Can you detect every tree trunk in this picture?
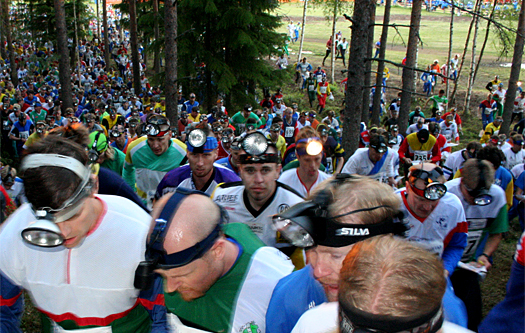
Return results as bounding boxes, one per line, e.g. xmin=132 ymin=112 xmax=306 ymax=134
xmin=465 ymin=0 xmax=481 ymax=113
xmin=445 ymin=5 xmax=454 ymax=109
xmin=450 ymin=6 xmax=476 ymax=105
xmin=3 ymin=0 xmax=16 ymax=86
xmin=129 ymin=0 xmax=141 ymax=94
xmin=343 ymin=0 xmax=375 ymax=157
xmin=361 ymin=4 xmax=375 ymax=125
xmin=399 ymin=0 xmax=422 ymax=136
xmin=500 ymin=0 xmax=525 ymax=135
xmin=164 ymin=0 xmax=178 ymax=129
xmin=153 ymin=0 xmax=160 ymax=75
xmin=330 ymin=0 xmax=338 ymax=83
xmin=297 ymin=0 xmax=308 ymax=64
xmin=54 ymin=0 xmax=73 ymax=109
xmin=103 ymin=0 xmax=110 ymax=70
xmin=472 ymin=0 xmax=498 ymax=91
xmin=96 ymin=0 xmax=101 ymax=39
xmin=371 ymin=0 xmax=392 ymax=126
xmin=0 ymin=13 xmax=6 ymax=60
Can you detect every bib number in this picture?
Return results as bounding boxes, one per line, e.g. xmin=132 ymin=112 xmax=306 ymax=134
xmin=413 ymin=150 xmax=428 ymax=163
xmin=462 ymin=230 xmax=484 ymax=261
xmin=20 ymin=131 xmax=30 ymax=139
xmin=320 ymin=86 xmax=327 ymax=94
xmin=316 ymin=74 xmax=323 ymax=82
xmin=285 ymin=126 xmax=294 ymax=138
xmin=308 ymin=84 xmax=315 ymax=91
xmin=326 ymin=157 xmax=333 ymax=174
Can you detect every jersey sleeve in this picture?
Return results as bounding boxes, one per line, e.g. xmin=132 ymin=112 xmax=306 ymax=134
xmin=442 ymin=206 xmax=468 ymax=274
xmin=487 ymin=204 xmax=509 ymax=235
xmin=0 ymin=272 xmax=23 ymax=333
xmin=138 ymin=275 xmax=168 ymax=333
xmin=341 ymin=156 xmax=358 ymax=174
xmin=123 ymin=145 xmax=137 ymax=191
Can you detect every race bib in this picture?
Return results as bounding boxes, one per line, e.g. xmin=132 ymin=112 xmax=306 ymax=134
xmin=462 ymin=230 xmax=484 ymax=261
xmin=285 ymin=126 xmax=294 ymax=138
xmin=320 ymin=86 xmax=327 ymax=94
xmin=308 ymin=84 xmax=315 ymax=91
xmin=2 ymin=120 xmax=10 ymax=131
xmin=437 ymin=103 xmax=444 ymax=112
xmin=20 ymin=131 xmax=30 ymax=139
xmin=326 ymin=157 xmax=333 ymax=174
xmin=51 ymin=322 xmax=112 ymax=333
xmin=413 ymin=150 xmax=429 ymax=162
xmin=484 ymin=107 xmax=493 ymax=115
xmin=316 ymin=74 xmax=323 ymax=82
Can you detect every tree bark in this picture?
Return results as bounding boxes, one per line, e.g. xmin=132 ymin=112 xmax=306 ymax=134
xmin=399 ymin=0 xmax=422 ymax=136
xmin=465 ymin=0 xmax=481 ymax=113
xmin=54 ymin=0 xmax=73 ymax=109
xmin=0 ymin=11 xmax=6 ymax=60
xmin=2 ymin=0 xmax=16 ymax=86
xmin=450 ymin=6 xmax=476 ymax=105
xmin=361 ymin=4 xmax=375 ymax=125
xmin=472 ymin=0 xmax=498 ymax=92
xmin=330 ymin=0 xmax=338 ymax=83
xmin=128 ymin=0 xmax=141 ymax=94
xmin=371 ymin=0 xmax=391 ymax=126
xmin=103 ymin=0 xmax=110 ymax=70
xmin=96 ymin=0 xmax=100 ymax=39
xmin=153 ymin=0 xmax=161 ymax=75
xmin=164 ymin=0 xmax=178 ymax=130
xmin=297 ymin=0 xmax=308 ymax=64
xmin=343 ymin=0 xmax=375 ymax=158
xmin=500 ymin=0 xmax=525 ymax=135
xmin=445 ymin=4 xmax=454 ymax=109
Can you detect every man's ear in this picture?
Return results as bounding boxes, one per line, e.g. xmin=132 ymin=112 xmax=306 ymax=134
xmin=210 ymin=238 xmax=226 ymax=261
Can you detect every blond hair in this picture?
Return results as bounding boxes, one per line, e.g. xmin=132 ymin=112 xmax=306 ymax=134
xmin=309 ymin=175 xmax=400 ymax=225
xmin=461 ymin=159 xmax=494 ymax=190
xmin=339 ymin=235 xmax=446 ymax=317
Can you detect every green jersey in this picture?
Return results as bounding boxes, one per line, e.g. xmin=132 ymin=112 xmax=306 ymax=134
xmin=230 ymin=112 xmax=263 ymax=134
xmin=165 ymin=223 xmax=293 ymax=333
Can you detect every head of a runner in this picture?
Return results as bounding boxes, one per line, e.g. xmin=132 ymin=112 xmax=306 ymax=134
xmin=186 ymin=128 xmax=218 ymax=180
xmin=416 ymin=128 xmax=430 ymax=144
xmin=368 ymin=134 xmax=388 ymax=162
xmin=269 ymin=117 xmax=283 ymax=142
xmin=242 ymin=104 xmax=252 ymax=119
xmin=1 ymin=165 xmax=16 ymax=190
xmin=511 ymin=134 xmax=524 ymax=152
xmin=284 ymin=107 xmax=294 ymax=123
xmin=20 ymin=135 xmax=97 ymax=249
xmin=405 ymin=164 xmax=447 ymax=219
xmin=339 ymin=235 xmax=446 ymax=333
xmin=272 ymin=175 xmax=403 ymax=302
xmin=144 ymin=114 xmax=171 ymax=156
xmin=459 ymin=159 xmax=494 ymax=206
xmin=151 ymin=190 xmax=229 ymax=301
xmin=295 ymin=127 xmax=324 ymax=179
xmin=238 ymin=132 xmax=281 ymax=207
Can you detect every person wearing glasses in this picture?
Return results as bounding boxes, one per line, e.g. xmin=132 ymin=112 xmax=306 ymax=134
xmin=109 ymin=124 xmax=129 ymax=153
xmin=445 ymin=159 xmax=508 ymax=331
xmin=0 ymin=136 xmax=167 ymax=332
xmin=182 ymin=93 xmax=199 ymax=112
xmin=124 ymin=114 xmax=187 ymax=208
xmin=152 ymin=189 xmax=293 ymax=333
xmin=89 ymin=130 xmax=125 ymax=176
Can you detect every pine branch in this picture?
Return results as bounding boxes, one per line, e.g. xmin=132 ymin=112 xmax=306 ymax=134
xmin=366 ymin=57 xmax=453 ymax=79
xmin=363 ymin=85 xmax=430 ymax=97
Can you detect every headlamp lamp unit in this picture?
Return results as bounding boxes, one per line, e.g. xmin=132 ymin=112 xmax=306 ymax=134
xmin=239 ymin=132 xmax=279 ymax=164
xmin=134 ymin=188 xmax=229 ymax=290
xmin=272 ymin=173 xmax=407 ymax=248
xmin=19 ymin=154 xmax=93 ymax=247
xmin=408 ymin=167 xmax=447 ymax=201
xmin=465 ymin=159 xmax=492 ymax=206
xmin=88 ymin=131 xmax=105 ymax=164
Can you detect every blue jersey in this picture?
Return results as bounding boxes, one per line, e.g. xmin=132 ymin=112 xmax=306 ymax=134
xmin=155 ymin=163 xmax=240 ymax=199
xmin=215 ymin=156 xmax=240 ymax=175
xmin=266 ymin=265 xmax=327 ymax=333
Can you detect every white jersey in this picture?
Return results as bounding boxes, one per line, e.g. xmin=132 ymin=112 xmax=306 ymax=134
xmin=341 ymin=147 xmax=395 ymax=183
xmin=396 ymin=189 xmax=467 ymax=257
xmin=291 ymin=302 xmax=474 ymax=333
xmin=406 ymin=123 xmax=428 ymax=135
xmin=439 ymin=122 xmax=459 ymax=142
xmin=212 ymin=181 xmax=304 ymax=247
xmin=278 ymin=169 xmax=331 ymax=198
xmin=446 ymin=178 xmax=507 ymax=261
xmin=511 ymin=163 xmax=524 ymax=179
xmin=502 ymin=147 xmax=525 ymax=170
xmin=442 ymin=149 xmax=468 ymax=179
xmin=296 ymin=120 xmax=311 ymax=131
xmin=0 ymin=177 xmax=27 ymax=205
xmin=0 ymin=195 xmax=151 ymax=325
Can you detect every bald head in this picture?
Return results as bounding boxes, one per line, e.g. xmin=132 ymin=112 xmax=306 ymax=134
xmin=152 ymin=192 xmax=221 ymax=255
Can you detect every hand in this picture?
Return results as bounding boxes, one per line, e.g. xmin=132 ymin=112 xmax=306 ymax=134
xmin=476 ymin=255 xmax=492 ymax=271
xmin=403 ymin=157 xmax=412 ymax=164
xmin=21 ymin=138 xmax=27 ymax=143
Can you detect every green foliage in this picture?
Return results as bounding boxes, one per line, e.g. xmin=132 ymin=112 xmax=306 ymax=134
xmin=491 ymin=19 xmax=517 ymax=60
xmin=310 ymin=0 xmax=354 ymax=23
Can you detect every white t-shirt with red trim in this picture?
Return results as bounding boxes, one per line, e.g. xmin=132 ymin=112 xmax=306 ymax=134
xmin=395 ymin=189 xmax=467 ymax=258
xmin=278 ymin=168 xmax=331 ymax=198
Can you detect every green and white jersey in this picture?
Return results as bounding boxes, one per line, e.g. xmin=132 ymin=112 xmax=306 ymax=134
xmin=212 ymin=181 xmax=304 ymax=248
xmin=123 ymin=136 xmax=187 ymax=201
xmin=165 ymin=223 xmax=294 ymax=333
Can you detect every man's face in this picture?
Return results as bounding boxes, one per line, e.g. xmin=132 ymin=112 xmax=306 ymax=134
xmin=308 ymin=244 xmax=354 ymax=302
xmin=230 ymin=149 xmax=244 ymax=167
xmin=297 ymin=153 xmax=322 ymax=178
xmin=147 ymin=133 xmax=171 ymax=156
xmin=459 ymin=181 xmax=477 ymax=206
xmin=240 ymin=163 xmax=280 ymax=203
xmin=243 ymin=110 xmax=251 ymax=118
xmin=56 ymin=198 xmax=94 ymax=249
xmin=438 ymin=91 xmax=444 ymax=97
xmin=192 ymin=110 xmax=199 ymax=118
xmin=156 ymin=254 xmax=219 ymax=301
xmin=285 ymin=110 xmax=293 ymax=121
xmin=270 ymin=129 xmax=280 ymax=141
xmin=392 ymin=111 xmax=398 ymax=119
xmin=368 ymin=147 xmax=385 ymax=163
xmin=405 ymin=182 xmax=440 ymax=218
xmin=513 ymin=141 xmax=523 ymax=151
xmin=189 ymin=94 xmax=196 ymax=102
xmin=187 ymin=149 xmax=217 ymax=178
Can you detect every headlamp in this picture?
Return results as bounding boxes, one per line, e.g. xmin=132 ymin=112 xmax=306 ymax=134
xmin=270 ymin=124 xmax=281 ymax=132
xmin=239 ymin=132 xmax=278 ymax=164
xmin=145 ymin=115 xmax=170 ymax=137
xmin=370 ymin=136 xmax=387 ymax=154
xmin=272 ymin=174 xmax=407 ymax=248
xmin=110 ymin=130 xmax=122 ymax=138
xmin=186 ymin=129 xmax=218 ymax=153
xmin=296 ymin=137 xmax=324 ymax=156
xmin=408 ymin=167 xmax=447 ymax=201
xmin=246 ymin=123 xmax=256 ymax=131
xmin=134 ymin=188 xmax=228 ymax=290
xmin=19 ymin=154 xmax=93 ymax=247
xmin=464 ymin=160 xmax=493 ymax=206
xmin=187 ymin=128 xmax=207 ymax=148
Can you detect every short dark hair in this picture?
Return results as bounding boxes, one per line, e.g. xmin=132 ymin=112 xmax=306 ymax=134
xmin=477 ymin=146 xmax=504 ymax=169
xmin=22 ymin=136 xmax=90 ymax=210
xmin=272 ymin=116 xmax=283 ymax=124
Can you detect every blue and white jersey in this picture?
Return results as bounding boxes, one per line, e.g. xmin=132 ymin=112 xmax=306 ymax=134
xmin=155 ymin=163 xmax=240 ymax=199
